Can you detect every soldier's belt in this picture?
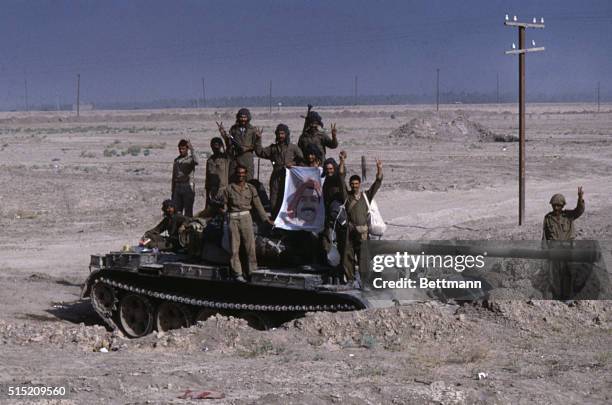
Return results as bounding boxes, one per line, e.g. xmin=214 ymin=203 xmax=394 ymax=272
xmin=229 ymin=211 xmax=250 ymax=218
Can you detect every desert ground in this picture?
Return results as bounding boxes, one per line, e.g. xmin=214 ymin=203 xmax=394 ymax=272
xmin=0 ymin=103 xmax=610 ymax=404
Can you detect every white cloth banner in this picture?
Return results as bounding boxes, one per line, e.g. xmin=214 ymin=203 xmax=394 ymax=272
xmin=274 ymin=167 xmax=325 ymax=232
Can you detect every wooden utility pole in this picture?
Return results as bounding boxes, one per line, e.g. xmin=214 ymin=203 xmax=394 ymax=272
xmin=361 ymin=155 xmax=367 ymax=182
xmin=496 ymin=72 xmax=500 ymax=103
xmin=268 ymin=80 xmax=272 ymax=117
xmin=24 ymin=79 xmax=29 ymax=111
xmin=504 ymin=15 xmax=545 ymax=225
xmin=202 ymin=77 xmax=206 ymax=108
xmin=597 ymin=81 xmax=600 ymax=113
xmin=76 ymin=73 xmax=81 ymax=117
xmin=354 ymin=75 xmax=358 ymax=105
xmin=436 ymin=68 xmax=440 ymax=111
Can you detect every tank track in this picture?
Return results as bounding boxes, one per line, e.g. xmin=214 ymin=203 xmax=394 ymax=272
xmin=97 ymin=277 xmax=358 ymax=312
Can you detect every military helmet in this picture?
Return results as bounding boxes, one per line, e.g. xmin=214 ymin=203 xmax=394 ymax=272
xmin=307 ymin=111 xmax=323 ymax=127
xmin=236 ymin=108 xmax=251 ymax=122
xmin=549 ymin=194 xmax=566 ymax=206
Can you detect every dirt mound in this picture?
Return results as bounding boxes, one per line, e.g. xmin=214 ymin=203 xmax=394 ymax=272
xmin=390 ymin=111 xmax=516 ymax=142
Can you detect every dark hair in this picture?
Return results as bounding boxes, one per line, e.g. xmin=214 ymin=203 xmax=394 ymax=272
xmin=305 ymin=144 xmax=322 ymax=161
xmin=210 ymin=137 xmax=223 ymax=146
xmin=162 ymin=199 xmax=175 ymax=209
xmin=322 ymin=158 xmax=338 ymax=178
xmin=178 ymin=139 xmax=189 ymax=148
xmin=349 ymin=175 xmax=361 ymax=183
xmin=235 ymin=164 xmax=248 ymax=173
xmin=236 ymin=108 xmax=251 ymax=122
xmin=275 ymin=123 xmax=290 ymax=144
xmin=307 ymin=111 xmax=323 ymax=127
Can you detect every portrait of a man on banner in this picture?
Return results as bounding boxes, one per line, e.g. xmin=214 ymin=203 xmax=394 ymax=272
xmin=274 ymin=167 xmax=325 ymax=232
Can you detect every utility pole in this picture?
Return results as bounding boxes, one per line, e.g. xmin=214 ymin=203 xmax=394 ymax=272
xmin=354 ymin=75 xmax=358 ymax=105
xmin=496 ymin=72 xmax=500 ymax=103
xmin=76 ymin=73 xmax=81 ymax=117
xmin=597 ymin=81 xmax=600 ymax=113
xmin=268 ymin=80 xmax=272 ymax=117
xmin=24 ymin=78 xmax=29 ymax=111
xmin=504 ymin=14 xmax=545 ymax=226
xmin=436 ymin=68 xmax=440 ymax=111
xmin=202 ymin=77 xmax=206 ymax=108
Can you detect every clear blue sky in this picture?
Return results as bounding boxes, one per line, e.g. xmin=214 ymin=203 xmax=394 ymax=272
xmin=0 ymin=0 xmax=610 ymax=108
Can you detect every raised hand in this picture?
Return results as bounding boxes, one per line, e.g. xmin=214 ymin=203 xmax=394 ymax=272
xmin=339 ymin=150 xmax=347 ymax=161
xmin=376 ymin=158 xmax=383 ymax=171
xmin=215 ymin=121 xmax=226 ymax=135
xmin=578 ymin=186 xmax=584 ymax=199
xmin=255 ymin=127 xmax=263 ymax=139
xmin=331 ymin=123 xmax=337 ymax=137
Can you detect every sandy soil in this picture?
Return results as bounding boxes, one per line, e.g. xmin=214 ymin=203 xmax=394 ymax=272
xmin=0 ymin=104 xmax=610 ymax=404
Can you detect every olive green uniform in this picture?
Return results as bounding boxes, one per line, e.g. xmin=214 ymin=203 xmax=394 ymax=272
xmin=255 ymin=140 xmax=303 ymax=218
xmin=542 ymin=198 xmax=585 ymax=241
xmin=219 ymin=183 xmax=268 ymax=278
xmin=298 ymin=128 xmax=338 ymax=163
xmin=172 ymin=150 xmax=199 ymax=217
xmin=542 ymin=197 xmax=585 ymax=300
xmin=343 ymin=175 xmax=383 ymax=281
xmin=205 ymin=152 xmax=229 ymax=207
xmin=143 ymin=213 xmax=189 ymax=251
xmin=227 ymin=125 xmax=257 ymax=180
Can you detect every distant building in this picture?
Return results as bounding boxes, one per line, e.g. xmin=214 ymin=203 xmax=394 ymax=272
xmin=72 ymin=103 xmax=95 ymax=111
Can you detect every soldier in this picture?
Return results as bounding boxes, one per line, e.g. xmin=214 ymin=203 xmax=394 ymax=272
xmin=541 ymin=187 xmax=586 ymax=301
xmin=216 ymin=108 xmax=258 ymax=181
xmin=205 ymin=137 xmax=229 ymax=208
xmin=218 ymin=165 xmax=274 ymax=282
xmin=255 ymin=123 xmax=303 ymax=219
xmin=298 ymin=108 xmax=338 ymax=163
xmin=141 ymin=199 xmax=189 ymax=252
xmin=543 ymin=187 xmax=585 ymax=241
xmin=172 ymin=139 xmax=198 ymax=217
xmin=321 ymin=151 xmax=348 ymax=279
xmin=342 ymin=159 xmax=383 ymax=284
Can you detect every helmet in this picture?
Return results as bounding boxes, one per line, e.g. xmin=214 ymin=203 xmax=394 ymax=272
xmin=275 ymin=123 xmax=290 ymax=144
xmin=236 ymin=108 xmax=251 ymax=122
xmin=307 ymin=111 xmax=323 ymax=127
xmin=549 ymin=194 xmax=566 ymax=206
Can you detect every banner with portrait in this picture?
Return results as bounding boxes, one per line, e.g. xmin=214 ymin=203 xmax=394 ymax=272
xmin=274 ymin=167 xmax=324 ymax=233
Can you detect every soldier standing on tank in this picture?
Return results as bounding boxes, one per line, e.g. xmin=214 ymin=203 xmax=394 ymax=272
xmin=218 ymin=165 xmax=275 ymax=283
xmin=298 ymin=108 xmax=338 ymax=164
xmin=141 ymin=199 xmax=189 ymax=252
xmin=172 ymin=139 xmax=198 ymax=217
xmin=205 ymin=137 xmax=229 ymax=208
xmin=342 ymin=159 xmax=383 ymax=285
xmin=255 ymin=123 xmax=303 ymax=219
xmin=542 ymin=187 xmax=586 ymax=300
xmin=216 ymin=108 xmax=258 ymax=181
xmin=543 ymin=187 xmax=585 ymax=241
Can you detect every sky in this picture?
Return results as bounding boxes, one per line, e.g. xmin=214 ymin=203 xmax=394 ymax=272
xmin=0 ymin=0 xmax=610 ymax=108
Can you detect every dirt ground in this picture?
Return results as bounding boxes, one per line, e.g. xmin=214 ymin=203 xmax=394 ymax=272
xmin=0 ymin=104 xmax=610 ymax=404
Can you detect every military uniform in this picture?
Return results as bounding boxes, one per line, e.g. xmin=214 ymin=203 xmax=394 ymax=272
xmin=172 ymin=150 xmax=199 ymax=217
xmin=219 ymin=183 xmax=269 ymax=278
xmin=321 ymin=170 xmax=348 ymax=261
xmin=255 ymin=140 xmax=303 ymax=218
xmin=298 ymin=128 xmax=338 ymax=163
xmin=542 ymin=198 xmax=585 ymax=241
xmin=227 ymin=125 xmax=258 ymax=181
xmin=205 ymin=152 xmax=229 ymax=208
xmin=343 ymin=175 xmax=383 ymax=281
xmin=144 ymin=213 xmax=189 ymax=251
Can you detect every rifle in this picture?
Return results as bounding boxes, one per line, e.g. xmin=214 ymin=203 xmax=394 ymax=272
xmin=301 ymin=104 xmax=313 ymax=134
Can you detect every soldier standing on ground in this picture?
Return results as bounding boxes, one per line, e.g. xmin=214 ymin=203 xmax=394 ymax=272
xmin=543 ymin=187 xmax=585 ymax=241
xmin=216 ymin=108 xmax=258 ymax=181
xmin=255 ymin=123 xmax=303 ymax=219
xmin=172 ymin=139 xmax=198 ymax=217
xmin=298 ymin=108 xmax=338 ymax=163
xmin=343 ymin=159 xmax=383 ymax=285
xmin=218 ymin=165 xmax=274 ymax=283
xmin=141 ymin=199 xmax=189 ymax=252
xmin=541 ymin=187 xmax=586 ymax=301
xmin=205 ymin=137 xmax=229 ymax=208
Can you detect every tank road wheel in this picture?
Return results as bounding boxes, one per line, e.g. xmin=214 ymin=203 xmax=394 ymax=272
xmin=91 ymin=282 xmax=116 ymax=316
xmin=156 ymin=302 xmax=192 ymax=332
xmin=194 ymin=308 xmax=217 ymax=323
xmin=119 ymin=294 xmax=155 ymax=338
xmin=239 ymin=311 xmax=271 ymax=331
